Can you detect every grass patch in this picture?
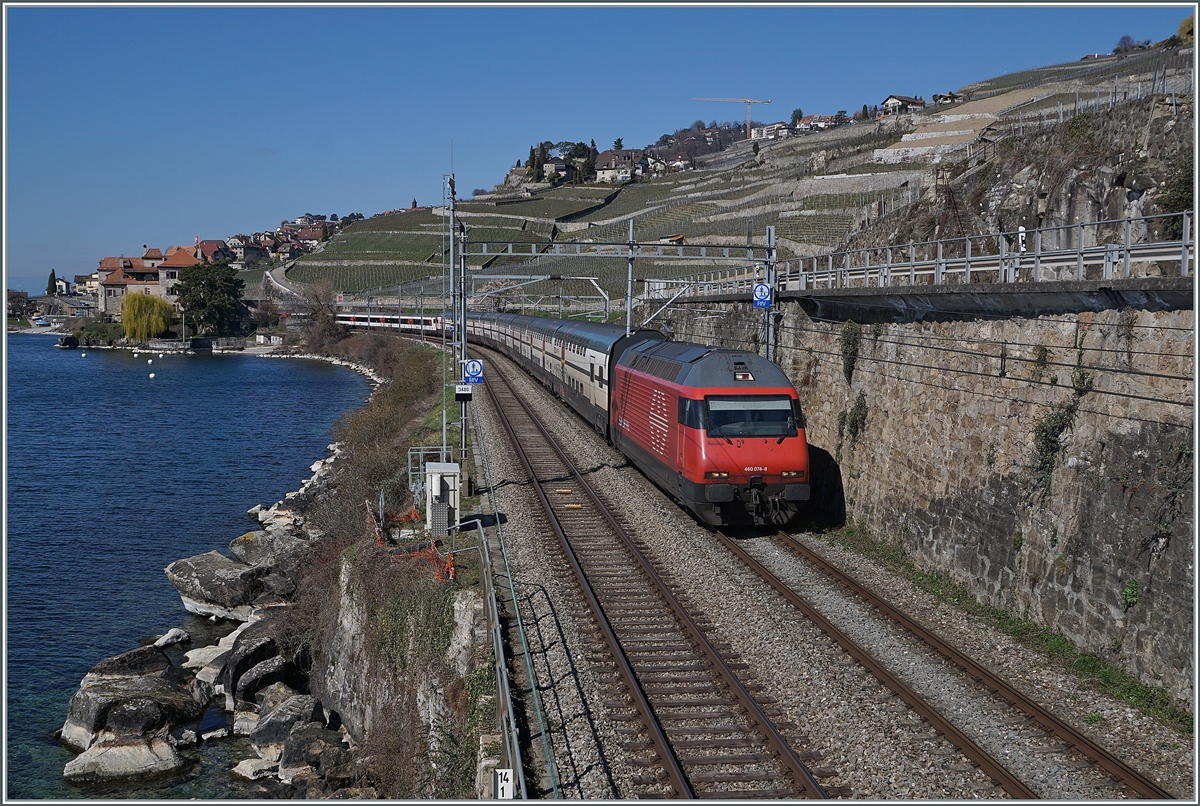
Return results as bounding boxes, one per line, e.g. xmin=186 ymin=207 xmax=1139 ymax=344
xmin=820 ymin=521 xmax=1193 ymax=733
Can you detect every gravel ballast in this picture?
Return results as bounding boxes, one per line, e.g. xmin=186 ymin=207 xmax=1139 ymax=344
xmin=473 ymin=349 xmax=1193 ymax=799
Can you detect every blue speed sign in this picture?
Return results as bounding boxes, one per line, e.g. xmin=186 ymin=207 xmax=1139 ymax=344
xmin=752 ymin=282 xmax=772 ymax=308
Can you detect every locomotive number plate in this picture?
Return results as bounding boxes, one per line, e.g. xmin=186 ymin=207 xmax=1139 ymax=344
xmin=744 ymin=466 xmax=767 ymax=472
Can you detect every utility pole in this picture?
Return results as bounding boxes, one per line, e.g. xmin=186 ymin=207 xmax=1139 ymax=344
xmin=765 ymin=225 xmax=776 ymax=363
xmin=459 ymin=222 xmax=469 ymax=469
xmin=444 ymin=174 xmax=456 ymax=463
xmin=626 ymin=219 xmax=634 ymax=336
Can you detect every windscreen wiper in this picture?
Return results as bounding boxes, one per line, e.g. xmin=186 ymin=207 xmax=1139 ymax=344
xmin=707 ymin=414 xmax=732 ymax=444
xmin=776 ymin=416 xmax=795 ymax=445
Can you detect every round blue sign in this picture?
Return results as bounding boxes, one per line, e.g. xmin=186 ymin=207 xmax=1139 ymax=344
xmin=465 ymin=359 xmax=483 ymax=377
xmin=753 ymin=283 xmax=771 ymax=300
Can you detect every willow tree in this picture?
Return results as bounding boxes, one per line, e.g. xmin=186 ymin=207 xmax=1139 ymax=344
xmin=121 ymin=293 xmax=174 ymax=343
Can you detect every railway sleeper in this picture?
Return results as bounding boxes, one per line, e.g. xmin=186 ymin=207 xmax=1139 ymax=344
xmin=677 ymin=753 xmax=775 ymax=766
xmin=690 ymin=772 xmax=790 ymax=783
xmin=664 ymin=725 xmax=761 ymax=736
xmin=698 ymin=793 xmax=801 ymax=802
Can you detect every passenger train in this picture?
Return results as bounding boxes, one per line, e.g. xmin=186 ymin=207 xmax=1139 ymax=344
xmin=464 ymin=313 xmax=811 ymax=527
xmin=335 ymin=312 xmax=449 ymax=334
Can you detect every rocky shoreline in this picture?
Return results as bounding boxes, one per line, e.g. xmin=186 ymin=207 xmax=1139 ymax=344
xmin=57 ymin=352 xmax=387 ymax=797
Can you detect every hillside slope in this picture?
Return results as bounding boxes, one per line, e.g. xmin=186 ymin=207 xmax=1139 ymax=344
xmin=286 ymin=45 xmax=1191 ymax=303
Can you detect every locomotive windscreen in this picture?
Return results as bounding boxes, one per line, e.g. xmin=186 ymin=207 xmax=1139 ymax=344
xmin=704 ymin=395 xmax=801 ymax=438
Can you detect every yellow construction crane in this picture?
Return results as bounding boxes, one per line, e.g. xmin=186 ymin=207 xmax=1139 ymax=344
xmin=693 ymin=98 xmax=772 ymax=138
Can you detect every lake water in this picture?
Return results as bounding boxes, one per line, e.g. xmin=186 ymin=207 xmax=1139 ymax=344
xmin=5 ymin=335 xmax=371 ymax=799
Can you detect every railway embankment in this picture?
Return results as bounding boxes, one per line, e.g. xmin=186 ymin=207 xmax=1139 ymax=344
xmin=57 ymin=335 xmax=499 ymax=797
xmin=659 ymin=283 xmax=1194 ymax=712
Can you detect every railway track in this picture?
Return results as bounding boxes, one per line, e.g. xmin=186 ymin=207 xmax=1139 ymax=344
xmin=773 ymin=531 xmax=1174 ymax=799
xmin=716 ymin=529 xmax=1174 ymax=800
xmin=481 ymin=349 xmax=834 ymax=799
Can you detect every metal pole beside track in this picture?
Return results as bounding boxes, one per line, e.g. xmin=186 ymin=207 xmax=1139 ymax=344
xmin=626 ymin=219 xmax=634 ymax=336
xmin=765 ymin=226 xmax=776 ymax=363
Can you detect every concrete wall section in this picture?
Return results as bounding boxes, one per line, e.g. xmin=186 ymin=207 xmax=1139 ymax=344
xmin=659 ymin=287 xmax=1193 ymax=707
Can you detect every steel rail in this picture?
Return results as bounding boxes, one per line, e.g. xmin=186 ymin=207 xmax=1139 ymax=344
xmin=483 ymin=363 xmax=694 ymax=798
xmin=714 ymin=530 xmax=1038 ymax=799
xmin=773 ymin=531 xmax=1175 ymax=800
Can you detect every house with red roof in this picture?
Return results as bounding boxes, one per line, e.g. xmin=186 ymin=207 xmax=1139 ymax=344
xmin=198 ymin=239 xmax=235 ymax=263
xmin=97 ymin=257 xmax=159 ymax=319
xmin=594 ymin=149 xmax=648 ymax=183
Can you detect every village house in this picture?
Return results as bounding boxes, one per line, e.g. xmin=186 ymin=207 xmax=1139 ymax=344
xmin=96 ymin=245 xmax=203 ymax=320
xmin=595 ymin=149 xmax=648 ymax=183
xmin=158 ymin=247 xmax=200 ymax=295
xmin=881 ymin=95 xmax=926 ymax=114
xmin=57 ymin=297 xmax=96 ymax=317
xmin=54 ymin=277 xmax=74 ymax=295
xmin=542 ymin=157 xmax=573 ymax=181
xmin=932 ymin=91 xmax=964 ymax=105
xmin=297 ymin=226 xmax=327 ymax=249
xmin=74 ymin=273 xmax=99 ymax=295
xmin=97 ymin=256 xmax=158 ymax=319
xmin=198 ymin=239 xmax=236 ymax=263
xmin=226 ymin=235 xmax=269 ymax=269
xmin=8 ymin=290 xmax=32 ymax=318
xmin=751 ymin=122 xmax=791 ymax=140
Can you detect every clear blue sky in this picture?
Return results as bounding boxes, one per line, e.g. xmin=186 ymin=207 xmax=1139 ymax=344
xmin=4 ymin=4 xmax=1188 ymax=292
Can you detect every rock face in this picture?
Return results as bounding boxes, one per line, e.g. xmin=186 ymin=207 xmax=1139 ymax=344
xmin=278 ymin=722 xmax=348 ymax=783
xmin=164 ymin=551 xmax=270 ymax=621
xmin=63 ymin=736 xmax=182 ymax=782
xmin=61 ymin=442 xmax=352 ymax=789
xmin=61 ymin=647 xmax=205 ymax=753
xmin=153 ymin=628 xmax=190 ymax=649
xmin=251 ymin=695 xmax=324 ymax=762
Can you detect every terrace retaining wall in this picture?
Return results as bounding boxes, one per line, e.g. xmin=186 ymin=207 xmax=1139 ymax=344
xmin=659 ymin=288 xmax=1194 ymax=708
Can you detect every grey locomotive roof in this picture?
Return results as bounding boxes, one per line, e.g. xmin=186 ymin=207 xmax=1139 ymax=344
xmin=621 ymin=338 xmax=792 ymax=389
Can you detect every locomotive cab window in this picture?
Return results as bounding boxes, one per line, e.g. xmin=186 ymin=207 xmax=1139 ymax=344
xmin=705 ymin=395 xmax=799 ymax=438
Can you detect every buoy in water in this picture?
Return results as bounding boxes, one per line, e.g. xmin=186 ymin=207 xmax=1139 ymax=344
xmin=148 ymin=359 xmax=153 ymax=364
xmin=81 ymin=352 xmax=87 ymax=357
xmin=133 ymin=352 xmax=139 ymax=358
xmin=158 ymin=354 xmax=164 ymax=358
xmin=149 ymin=373 xmax=156 ymax=379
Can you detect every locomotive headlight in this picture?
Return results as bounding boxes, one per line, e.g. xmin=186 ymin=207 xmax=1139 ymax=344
xmin=704 ymin=471 xmax=730 ymax=479
xmin=781 ymin=470 xmax=804 ymax=478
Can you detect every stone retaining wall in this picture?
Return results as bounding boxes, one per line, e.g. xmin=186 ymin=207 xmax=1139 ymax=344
xmin=660 ymin=293 xmax=1194 ymax=707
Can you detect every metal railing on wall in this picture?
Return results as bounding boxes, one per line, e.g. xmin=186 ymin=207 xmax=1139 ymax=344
xmin=468 ymin=400 xmax=561 ymax=799
xmin=652 ymin=211 xmax=1193 ymax=299
xmin=451 ymin=519 xmax=528 ymax=799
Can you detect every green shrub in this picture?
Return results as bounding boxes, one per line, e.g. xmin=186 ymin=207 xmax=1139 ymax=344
xmin=840 ymin=320 xmax=862 ymax=384
xmin=846 ymin=390 xmax=868 ymax=444
xmin=1121 ymin=579 xmax=1139 ymax=609
xmin=1067 ymin=112 xmax=1093 ymax=140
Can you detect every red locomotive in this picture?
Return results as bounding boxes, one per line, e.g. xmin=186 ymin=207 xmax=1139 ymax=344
xmin=611 ymin=338 xmax=809 ymax=526
xmin=465 ymin=313 xmax=810 ymax=527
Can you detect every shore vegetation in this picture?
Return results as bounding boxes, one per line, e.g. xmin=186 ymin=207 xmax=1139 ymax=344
xmin=276 ymin=325 xmax=489 ymax=796
xmin=120 ymin=294 xmax=174 ymax=343
xmin=175 ymin=260 xmax=245 ymax=334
